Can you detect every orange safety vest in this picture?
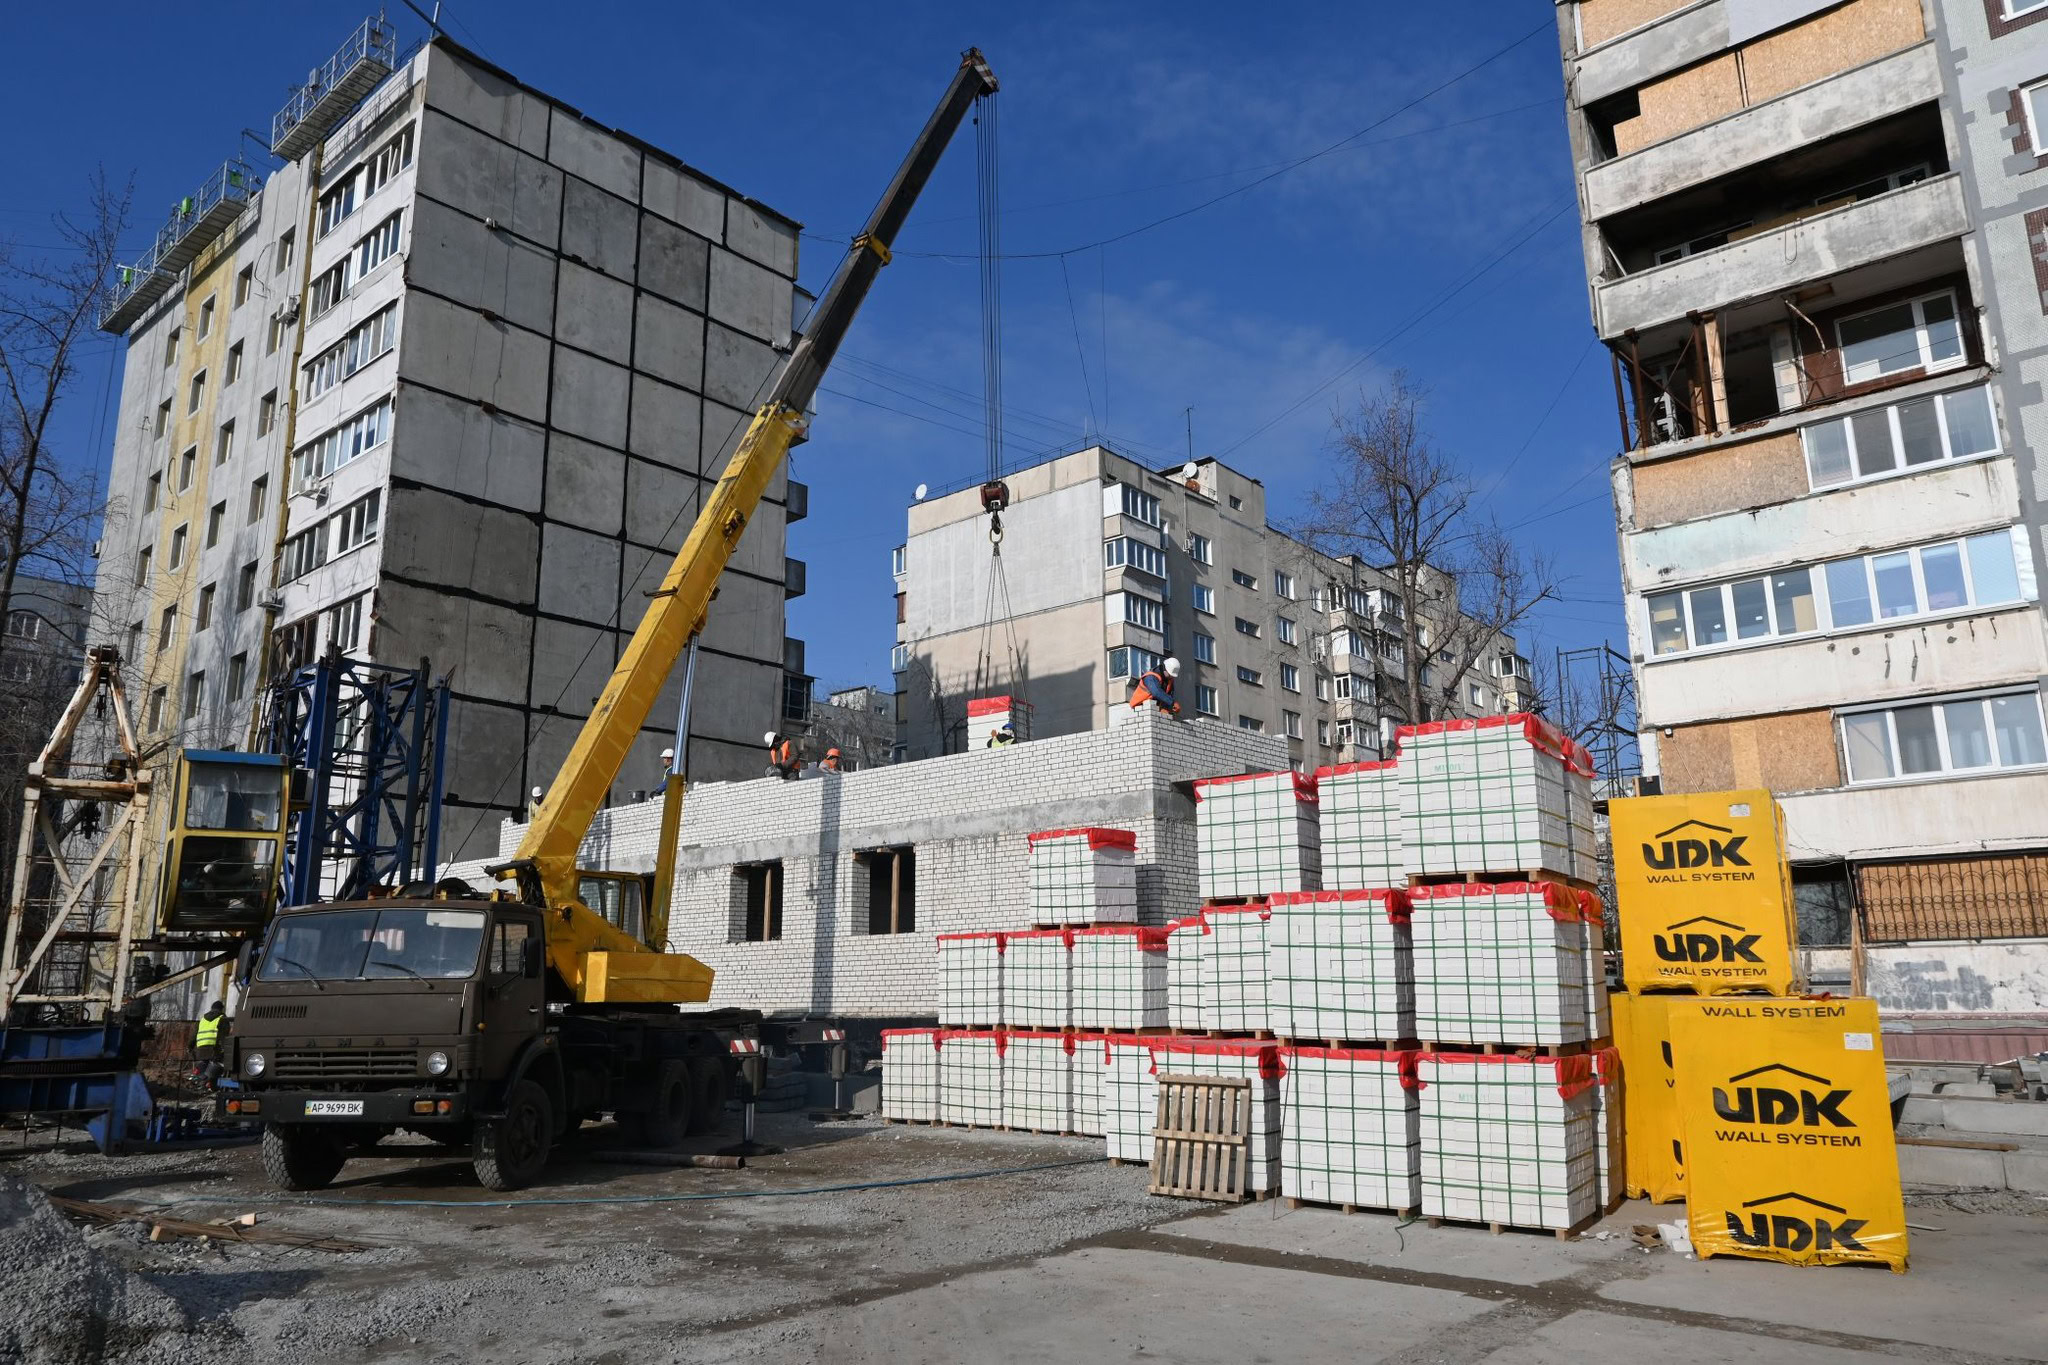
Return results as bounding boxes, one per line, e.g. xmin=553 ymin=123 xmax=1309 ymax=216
xmin=1131 ymin=669 xmax=1177 ymax=713
xmin=770 ymin=740 xmax=795 ymax=769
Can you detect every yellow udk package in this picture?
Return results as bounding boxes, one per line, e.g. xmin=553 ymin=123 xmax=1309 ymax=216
xmin=1609 ymin=789 xmax=1803 ymax=995
xmin=1610 ymin=991 xmax=1684 ymax=1203
xmin=1667 ymin=996 xmax=1907 ymax=1272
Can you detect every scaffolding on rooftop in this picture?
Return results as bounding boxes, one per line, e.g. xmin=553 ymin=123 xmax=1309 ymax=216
xmin=96 ymin=159 xmax=262 ymax=334
xmin=270 ymin=13 xmax=399 ymax=162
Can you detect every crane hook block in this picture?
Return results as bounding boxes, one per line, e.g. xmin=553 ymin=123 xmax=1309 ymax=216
xmin=979 ymin=480 xmax=1011 ymax=514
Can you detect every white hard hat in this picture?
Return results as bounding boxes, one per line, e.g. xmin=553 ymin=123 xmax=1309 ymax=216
xmin=1164 ymin=657 xmax=1181 ymax=677
xmin=764 ymin=731 xmax=778 ymax=745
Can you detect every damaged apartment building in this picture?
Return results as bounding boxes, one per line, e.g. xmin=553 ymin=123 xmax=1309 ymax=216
xmin=1556 ymin=0 xmax=2048 ymax=1021
xmin=89 ymin=20 xmax=809 ymax=867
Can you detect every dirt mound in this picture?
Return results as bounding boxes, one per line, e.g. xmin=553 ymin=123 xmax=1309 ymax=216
xmin=0 ymin=1175 xmax=194 ymax=1364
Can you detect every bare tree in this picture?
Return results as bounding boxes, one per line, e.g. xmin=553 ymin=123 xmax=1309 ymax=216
xmin=1296 ymin=375 xmax=1561 ymax=722
xmin=0 ymin=173 xmax=131 ymax=630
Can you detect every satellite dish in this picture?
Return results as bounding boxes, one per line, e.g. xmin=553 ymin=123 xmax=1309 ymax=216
xmin=1179 ymin=462 xmax=1199 ymax=481
xmin=914 ymin=483 xmax=928 ymax=501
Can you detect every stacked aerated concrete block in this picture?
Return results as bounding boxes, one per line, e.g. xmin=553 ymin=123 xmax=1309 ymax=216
xmin=879 ymin=1028 xmax=940 ymax=1122
xmin=937 ymin=1030 xmax=1005 ymax=1127
xmin=1003 ymin=1031 xmax=1076 ymax=1133
xmin=1102 ymin=1035 xmax=1164 ymax=1162
xmin=966 ymin=695 xmax=1033 ymax=750
xmin=1147 ymin=1038 xmax=1284 ymax=1193
xmin=1399 ymin=716 xmax=1589 ymax=879
xmin=1409 ymin=883 xmax=1593 ymax=1047
xmin=1282 ymin=1048 xmax=1421 ymax=1211
xmin=1202 ymin=905 xmax=1272 ymax=1034
xmin=1073 ymin=926 xmax=1168 ymax=1030
xmin=1073 ymin=1033 xmax=1106 ymax=1137
xmin=1418 ymin=1051 xmax=1608 ymax=1231
xmin=1194 ymin=771 xmax=1321 ymax=899
xmin=1167 ymin=916 xmax=1207 ymax=1032
xmin=1028 ymin=828 xmax=1138 ymax=926
xmin=1316 ymin=760 xmax=1404 ymax=888
xmin=1003 ymin=929 xmax=1074 ymax=1028
xmin=1267 ymin=890 xmax=1415 ymax=1044
xmin=936 ymin=932 xmax=1005 ymax=1027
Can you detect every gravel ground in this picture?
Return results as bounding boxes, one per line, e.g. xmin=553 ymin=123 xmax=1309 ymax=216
xmin=1 ymin=1116 xmax=1190 ymax=1364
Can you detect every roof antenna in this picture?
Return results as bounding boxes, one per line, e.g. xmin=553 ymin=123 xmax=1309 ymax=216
xmin=1184 ymin=406 xmax=1194 ymax=463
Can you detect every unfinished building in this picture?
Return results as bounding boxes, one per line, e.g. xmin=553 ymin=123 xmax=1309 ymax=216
xmin=1556 ymin=0 xmax=2048 ymax=1037
xmin=88 ymin=23 xmax=808 ymax=867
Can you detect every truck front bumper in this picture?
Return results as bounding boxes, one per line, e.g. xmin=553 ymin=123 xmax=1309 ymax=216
xmin=228 ymin=1089 xmax=471 ymax=1125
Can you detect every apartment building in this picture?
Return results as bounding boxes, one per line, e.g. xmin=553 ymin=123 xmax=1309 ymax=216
xmin=1556 ymin=0 xmax=2048 ymax=982
xmin=890 ymin=446 xmax=1533 ymax=765
xmin=90 ymin=21 xmax=807 ymax=864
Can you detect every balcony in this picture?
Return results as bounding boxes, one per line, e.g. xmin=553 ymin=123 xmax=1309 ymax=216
xmin=1573 ymin=0 xmax=1730 ymax=106
xmin=784 ymin=557 xmax=806 ymax=599
xmin=1596 ymin=172 xmax=1966 ymax=338
xmin=786 ymin=478 xmax=809 ymax=523
xmin=98 ymin=159 xmax=262 ymax=334
xmin=270 ymin=15 xmax=400 ymax=161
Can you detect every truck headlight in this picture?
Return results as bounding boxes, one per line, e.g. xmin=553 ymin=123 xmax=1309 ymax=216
xmin=425 ymin=1051 xmax=451 ymax=1076
xmin=244 ymin=1052 xmax=267 ymax=1078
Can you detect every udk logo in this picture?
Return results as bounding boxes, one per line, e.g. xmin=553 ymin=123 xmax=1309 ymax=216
xmin=1712 ymin=1063 xmax=1854 ymax=1127
xmin=1725 ymin=1191 xmax=1869 ymax=1252
xmin=1641 ymin=818 xmax=1750 ymax=870
xmin=1654 ymin=915 xmax=1763 ymax=964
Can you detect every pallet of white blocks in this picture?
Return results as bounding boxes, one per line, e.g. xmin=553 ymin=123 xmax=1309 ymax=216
xmin=1073 ymin=926 xmax=1169 ymax=1030
xmin=1194 ymin=770 xmax=1321 ymax=900
xmin=1003 ymin=928 xmax=1073 ymax=1028
xmin=1591 ymin=1047 xmax=1625 ymax=1211
xmin=1168 ymin=915 xmax=1207 ymax=1032
xmin=1073 ymin=1031 xmax=1107 ymax=1137
xmin=1281 ymin=1047 xmax=1421 ymax=1213
xmin=936 ymin=931 xmax=1005 ymax=1027
xmin=1410 ymin=882 xmax=1593 ymax=1049
xmin=879 ymin=1028 xmax=940 ymax=1123
xmin=1202 ymin=904 xmax=1272 ymax=1035
xmin=1027 ymin=827 xmax=1138 ymax=926
xmin=1002 ymin=1030 xmax=1075 ymax=1134
xmin=1418 ymin=1049 xmax=1614 ymax=1235
xmin=1146 ymin=1037 xmax=1284 ymax=1195
xmin=1398 ymin=714 xmax=1594 ymax=881
xmin=966 ymin=694 xmax=1033 ymax=750
xmin=1101 ymin=1035 xmax=1165 ymax=1163
xmin=1577 ymin=888 xmax=1612 ymax=1044
xmin=937 ymin=1029 xmax=1005 ymax=1127
xmin=1316 ymin=759 xmax=1404 ymax=889
xmin=1267 ymin=889 xmax=1415 ymax=1045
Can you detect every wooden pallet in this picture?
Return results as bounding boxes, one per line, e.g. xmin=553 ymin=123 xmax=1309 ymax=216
xmin=996 ymin=1125 xmax=1081 ymax=1137
xmin=1419 ymin=1040 xmax=1590 ymax=1057
xmin=1198 ymin=1029 xmax=1277 ymax=1041
xmin=1405 ymin=871 xmax=1594 ymax=893
xmin=881 ymin=1116 xmax=940 ymax=1126
xmin=1424 ymin=1207 xmax=1604 ymax=1241
xmin=1148 ymin=1074 xmax=1254 ymax=1203
xmin=1278 ymin=1038 xmax=1421 ymax=1052
xmin=1286 ymin=1197 xmax=1420 ymax=1217
xmin=1199 ymin=896 xmax=1269 ymax=909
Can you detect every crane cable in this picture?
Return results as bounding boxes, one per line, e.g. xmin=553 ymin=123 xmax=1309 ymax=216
xmin=971 ymin=89 xmax=1028 ymax=723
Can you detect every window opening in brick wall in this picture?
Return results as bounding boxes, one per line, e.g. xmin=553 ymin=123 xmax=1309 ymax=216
xmin=857 ymin=846 xmax=917 ymax=935
xmin=737 ymin=861 xmax=783 ymax=942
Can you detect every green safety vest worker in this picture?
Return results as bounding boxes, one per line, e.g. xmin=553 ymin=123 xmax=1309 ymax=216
xmin=194 ymin=1011 xmax=223 ymax=1050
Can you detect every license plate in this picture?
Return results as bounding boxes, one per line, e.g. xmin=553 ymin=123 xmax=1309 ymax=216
xmin=304 ymin=1099 xmax=365 ymax=1117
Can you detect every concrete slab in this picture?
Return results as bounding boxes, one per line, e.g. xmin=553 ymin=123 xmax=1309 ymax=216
xmin=641 ymin=158 xmax=725 ymax=241
xmin=1598 ymin=1211 xmax=2048 ymax=1361
xmin=1898 ymin=1095 xmax=1946 ymax=1125
xmin=2006 ymin=1148 xmax=2048 ymax=1195
xmin=1898 ymin=1141 xmax=2008 ymax=1189
xmin=549 ymin=346 xmax=630 ymax=448
xmin=1485 ymin=1308 xmax=1900 ymax=1365
xmin=547 ymin=108 xmax=641 ymax=203
xmin=562 ymin=175 xmax=638 ymax=282
xmin=1150 ymin=1198 xmax=1636 ymax=1287
xmin=634 ymin=292 xmax=706 ymax=390
xmin=1945 ymin=1097 xmax=2048 ymax=1137
xmin=1938 ymin=1080 xmax=1998 ymax=1098
xmin=639 ymin=214 xmax=710 ymax=311
xmin=417 ymin=109 xmax=562 ymax=248
xmin=554 ymin=260 xmax=633 ymax=364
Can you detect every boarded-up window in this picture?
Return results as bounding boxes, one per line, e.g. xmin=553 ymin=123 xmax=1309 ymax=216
xmin=1856 ymin=853 xmax=2048 ymax=942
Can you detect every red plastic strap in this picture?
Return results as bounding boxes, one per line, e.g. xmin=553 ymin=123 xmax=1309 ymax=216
xmin=1027 ymin=826 xmax=1137 ymax=851
xmin=1311 ymin=758 xmax=1398 ymax=780
xmin=881 ymin=1027 xmax=937 ymax=1040
xmin=1395 ymin=712 xmax=1573 ymax=764
xmin=1399 ymin=1052 xmax=1423 ymax=1092
xmin=933 ymin=1028 xmax=1001 ymax=1045
xmin=966 ymin=696 xmax=1016 ymax=718
xmin=1191 ymin=770 xmax=1320 ymax=804
xmin=1007 ymin=928 xmax=1075 ymax=949
xmin=1280 ymin=1044 xmax=1415 ymax=1066
xmin=1592 ymin=1046 xmax=1620 ymax=1087
xmin=935 ymin=930 xmax=1009 ymax=950
xmin=1554 ymin=1053 xmax=1596 ymax=1101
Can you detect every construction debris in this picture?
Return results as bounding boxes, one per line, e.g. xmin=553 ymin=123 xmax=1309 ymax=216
xmin=47 ymin=1194 xmax=372 ymax=1253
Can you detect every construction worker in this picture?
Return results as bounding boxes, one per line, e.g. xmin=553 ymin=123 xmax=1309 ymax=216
xmin=987 ymin=723 xmax=1016 ymax=748
xmin=1130 ymin=657 xmax=1182 ymax=716
xmin=192 ymin=1001 xmax=226 ymax=1084
xmin=821 ymin=747 xmax=844 ymax=773
xmin=764 ymin=731 xmax=800 ymax=781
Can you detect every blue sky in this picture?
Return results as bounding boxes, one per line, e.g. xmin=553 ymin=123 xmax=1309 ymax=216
xmin=6 ymin=1 xmax=1625 ymax=695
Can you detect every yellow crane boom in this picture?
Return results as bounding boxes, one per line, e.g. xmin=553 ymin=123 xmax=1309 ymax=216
xmin=491 ymin=49 xmax=1000 ymax=1004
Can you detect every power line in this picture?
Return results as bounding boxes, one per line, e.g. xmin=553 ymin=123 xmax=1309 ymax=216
xmin=1059 ymin=255 xmax=1098 ymax=435
xmin=1477 ymin=338 xmax=1597 ymax=506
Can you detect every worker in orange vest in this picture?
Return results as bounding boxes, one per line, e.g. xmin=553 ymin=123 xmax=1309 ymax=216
xmin=821 ymin=747 xmax=844 ymax=773
xmin=1130 ymin=657 xmax=1181 ymax=716
xmin=764 ymin=731 xmax=800 ymax=780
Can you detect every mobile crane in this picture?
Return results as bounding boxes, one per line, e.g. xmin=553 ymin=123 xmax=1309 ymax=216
xmin=224 ymin=49 xmax=1000 ymax=1190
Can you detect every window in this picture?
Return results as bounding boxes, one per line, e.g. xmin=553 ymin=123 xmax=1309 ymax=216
xmin=1280 ymin=663 xmax=1300 ymax=692
xmin=167 ymin=524 xmax=188 ymax=570
xmin=1196 ymin=684 xmax=1218 ymax=715
xmin=1192 ymin=632 xmax=1216 ymax=664
xmin=1231 ymin=568 xmax=1257 ymax=590
xmin=318 ymin=174 xmax=358 ymax=237
xmin=1283 ymin=710 xmax=1303 ymax=740
xmin=154 ymin=399 xmax=171 ymax=439
xmin=1803 ymin=385 xmax=1997 ymax=489
xmin=225 ymin=342 xmax=244 ymax=387
xmin=1188 ymin=533 xmax=1212 ymax=564
xmin=1336 ymin=720 xmax=1355 ymax=748
xmin=1469 ymin=683 xmax=1488 ymax=710
xmin=1315 ymin=672 xmax=1331 ymax=701
xmin=125 ymin=620 xmax=142 ymax=660
xmin=163 ymin=328 xmax=180 ymax=369
xmin=197 ymin=296 xmax=215 ymax=340
xmin=235 ymin=265 xmax=254 ymax=308
xmin=178 ymin=446 xmax=196 ymax=491
xmin=1107 ymin=646 xmax=1163 ymax=679
xmin=362 ymin=125 xmax=415 ymax=196
xmin=1335 ymin=674 xmax=1360 ymax=701
xmin=237 ymin=562 xmax=259 ymax=613
xmin=258 ymin=390 xmax=278 ymax=436
xmin=737 ymin=861 xmax=783 ymax=941
xmin=205 ymin=502 xmax=224 ymax=548
xmin=273 ymin=616 xmax=316 ymax=674
xmin=248 ymin=475 xmax=269 ymax=524
xmin=1841 ymin=689 xmax=2047 ymax=784
xmin=1835 ymin=290 xmax=1965 ymax=387
xmin=1317 ymin=719 xmax=1330 ymax=745
xmin=1118 ymin=483 xmax=1161 ymax=527
xmin=1228 ymin=494 xmax=1243 ymax=510
xmin=326 ymin=594 xmax=366 ymax=652
xmin=1233 ymin=616 xmax=1259 ymax=638
xmin=1652 ymin=224 xmax=1747 ymax=264
xmin=146 ymin=687 xmax=166 ymax=732
xmin=310 ymin=261 xmax=349 ymax=318
xmin=144 ymin=471 xmax=162 ymax=513
xmin=335 ymin=490 xmax=381 ymax=552
xmin=215 ymin=420 xmax=234 ymax=466
xmin=283 ymin=520 xmax=331 ymax=581
xmin=196 ymin=583 xmax=215 ymax=632
xmin=6 ymin=610 xmax=37 ymax=639
xmin=157 ymin=605 xmax=176 ymax=652
xmin=1273 ymin=571 xmax=1294 ymax=599
xmin=356 ymin=211 xmax=403 ymax=276
xmin=859 ymin=846 xmax=917 ymax=934
xmin=183 ymin=671 xmax=205 ymax=721
xmin=1237 ymin=715 xmax=1263 ymax=732
xmin=890 ymin=641 xmax=909 ymax=672
xmin=134 ymin=546 xmax=152 ymax=587
xmin=1103 ymin=536 xmax=1166 ymax=577
xmin=1238 ymin=665 xmax=1263 ymax=686
xmin=1277 ymin=617 xmax=1297 ymax=645
xmin=1120 ymin=593 xmax=1164 ymax=633
xmin=2025 ymin=77 xmax=2048 ymax=148
xmin=228 ymin=652 xmax=248 ymax=700
xmin=267 ymin=313 xmax=285 ymax=356
xmin=187 ymin=370 xmax=206 ymax=415
xmin=1192 ymin=584 xmax=1215 ymax=614
xmin=1811 ymin=165 xmax=1929 ymax=207
xmin=294 ymin=398 xmax=392 ymax=488
xmin=275 ymin=229 xmax=294 ymax=275
xmin=304 ymin=342 xmax=345 ymax=400
xmin=891 ymin=545 xmax=906 ymax=577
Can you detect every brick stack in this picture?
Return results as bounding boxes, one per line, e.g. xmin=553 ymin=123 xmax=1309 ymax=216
xmin=1072 ymin=926 xmax=1168 ymax=1030
xmin=1028 ymin=828 xmax=1137 ymax=926
xmin=1399 ymin=716 xmax=1594 ymax=881
xmin=1281 ymin=1048 xmax=1420 ymax=1212
xmin=936 ymin=931 xmax=1005 ymax=1027
xmin=1167 ymin=915 xmax=1207 ymax=1032
xmin=1201 ymin=905 xmax=1272 ymax=1034
xmin=1417 ymin=1051 xmax=1609 ymax=1233
xmin=965 ymin=695 xmax=1033 ymax=750
xmin=1194 ymin=771 xmax=1320 ymax=900
xmin=879 ymin=1028 xmax=940 ymax=1123
xmin=1003 ymin=929 xmax=1074 ymax=1028
xmin=1409 ymin=882 xmax=1598 ymax=1049
xmin=1002 ymin=1031 xmax=1076 ymax=1134
xmin=936 ymin=1029 xmax=1004 ymax=1127
xmin=1266 ymin=889 xmax=1414 ymax=1046
xmin=1072 ymin=1032 xmax=1106 ymax=1137
xmin=1316 ymin=760 xmax=1403 ymax=888
xmin=1100 ymin=1035 xmax=1165 ymax=1163
xmin=1146 ymin=1037 xmax=1285 ymax=1194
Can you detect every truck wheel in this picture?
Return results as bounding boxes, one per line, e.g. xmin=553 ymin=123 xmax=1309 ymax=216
xmin=473 ymin=1080 xmax=553 ymax=1191
xmin=688 ymin=1061 xmax=730 ymax=1136
xmin=637 ymin=1060 xmax=695 ymax=1148
xmin=261 ymin=1124 xmax=346 ymax=1191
